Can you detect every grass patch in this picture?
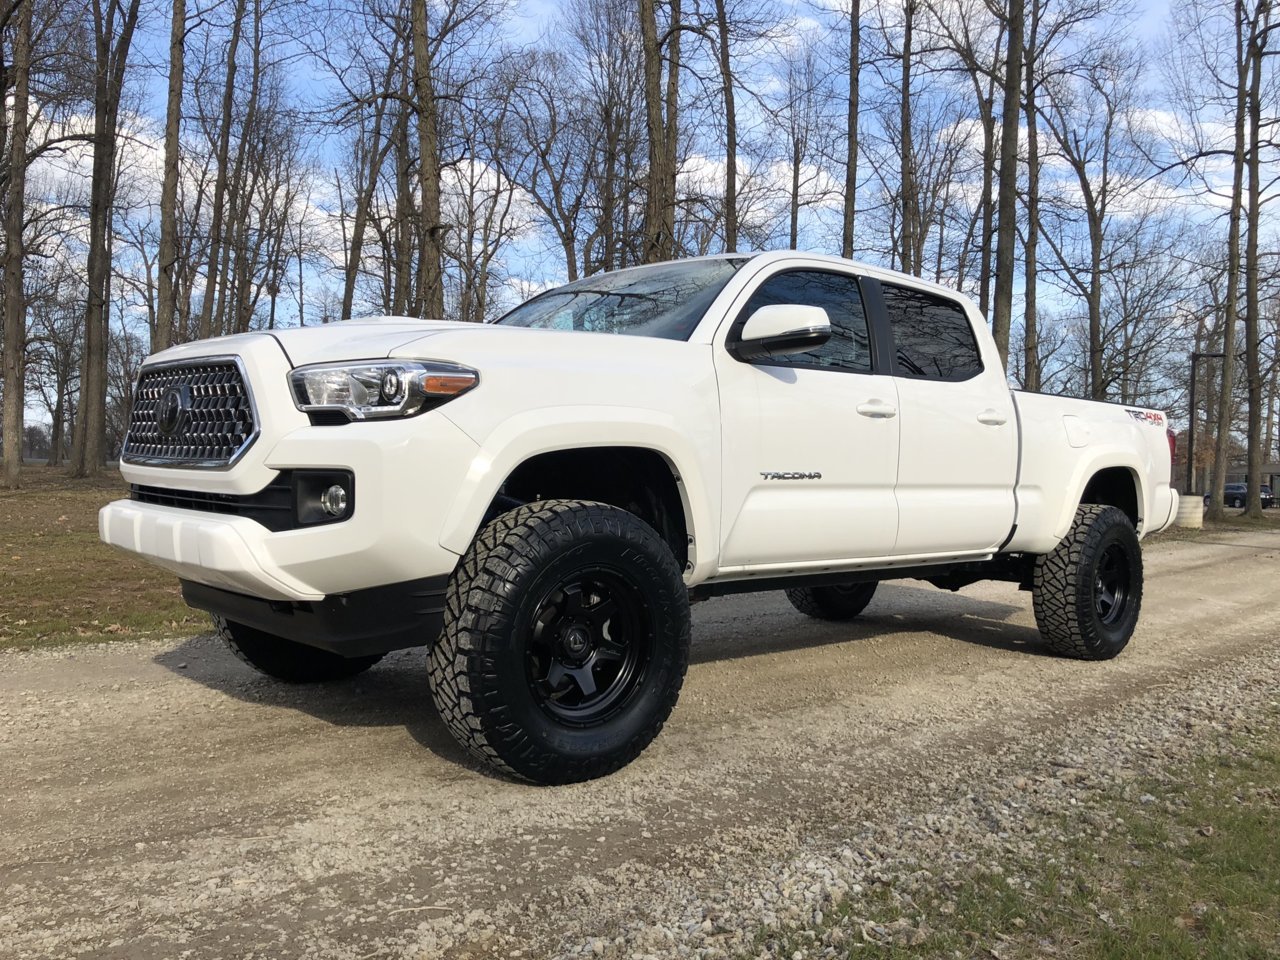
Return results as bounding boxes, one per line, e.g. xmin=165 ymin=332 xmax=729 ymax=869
xmin=0 ymin=467 xmax=203 ymax=650
xmin=759 ymin=720 xmax=1280 ymax=959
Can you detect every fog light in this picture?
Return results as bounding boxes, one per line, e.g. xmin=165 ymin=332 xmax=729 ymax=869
xmin=320 ymin=484 xmax=348 ymax=517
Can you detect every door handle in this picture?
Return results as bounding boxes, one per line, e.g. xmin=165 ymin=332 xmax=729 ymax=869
xmin=856 ymin=399 xmax=897 ymax=419
xmin=977 ymin=409 xmax=1008 ymax=426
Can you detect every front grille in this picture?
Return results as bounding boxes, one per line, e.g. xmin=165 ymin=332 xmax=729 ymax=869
xmin=122 ymin=359 xmax=258 ymax=467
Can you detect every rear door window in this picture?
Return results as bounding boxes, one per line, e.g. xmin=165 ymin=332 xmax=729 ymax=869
xmin=881 ymin=283 xmax=983 ymax=381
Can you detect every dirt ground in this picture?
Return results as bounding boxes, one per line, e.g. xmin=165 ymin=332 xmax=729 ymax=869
xmin=2 ymin=527 xmax=1279 ymax=959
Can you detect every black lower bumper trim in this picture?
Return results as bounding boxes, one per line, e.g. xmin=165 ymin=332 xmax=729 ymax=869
xmin=181 ymin=575 xmax=450 ymax=657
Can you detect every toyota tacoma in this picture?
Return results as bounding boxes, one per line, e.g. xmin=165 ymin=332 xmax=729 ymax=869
xmin=100 ymin=252 xmax=1179 ymax=783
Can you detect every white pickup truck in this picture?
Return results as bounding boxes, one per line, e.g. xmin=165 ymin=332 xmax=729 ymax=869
xmin=101 ymin=252 xmax=1178 ymax=783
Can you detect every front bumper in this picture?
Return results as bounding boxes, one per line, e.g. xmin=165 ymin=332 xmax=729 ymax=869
xmin=100 ymin=499 xmax=324 ymax=600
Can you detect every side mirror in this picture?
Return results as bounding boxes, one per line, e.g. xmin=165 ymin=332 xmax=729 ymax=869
xmin=733 ymin=304 xmax=832 ymax=361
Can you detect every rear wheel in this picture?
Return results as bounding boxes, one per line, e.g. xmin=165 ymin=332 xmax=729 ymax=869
xmin=1032 ymin=504 xmax=1142 ymax=660
xmin=216 ymin=617 xmax=383 ymax=682
xmin=428 ymin=500 xmax=690 ymax=785
xmin=785 ymin=581 xmax=878 ymax=621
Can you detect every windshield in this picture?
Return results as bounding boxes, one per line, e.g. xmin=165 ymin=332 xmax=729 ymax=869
xmin=495 ymin=258 xmax=748 ymax=340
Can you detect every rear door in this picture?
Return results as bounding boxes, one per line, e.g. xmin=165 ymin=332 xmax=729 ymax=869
xmin=715 ymin=266 xmax=900 ymax=569
xmin=877 ymin=280 xmax=1018 ymax=554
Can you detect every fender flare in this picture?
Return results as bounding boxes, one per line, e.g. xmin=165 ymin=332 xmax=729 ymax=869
xmin=438 ymin=406 xmax=720 ymax=580
xmin=1051 ymin=453 xmax=1149 ymax=541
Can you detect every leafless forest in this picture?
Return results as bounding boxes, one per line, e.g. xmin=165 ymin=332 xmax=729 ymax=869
xmin=0 ymin=0 xmax=1277 ymax=514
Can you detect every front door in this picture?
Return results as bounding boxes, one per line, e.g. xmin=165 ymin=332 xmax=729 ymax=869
xmin=715 ymin=266 xmax=900 ymax=570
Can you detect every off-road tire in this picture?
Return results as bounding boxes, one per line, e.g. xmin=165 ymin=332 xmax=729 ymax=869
xmin=428 ymin=500 xmax=690 ymax=785
xmin=215 ymin=617 xmax=383 ymax=682
xmin=1032 ymin=504 xmax=1142 ymax=660
xmin=785 ymin=581 xmax=878 ymax=621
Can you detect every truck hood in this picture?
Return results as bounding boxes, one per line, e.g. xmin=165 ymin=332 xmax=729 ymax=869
xmin=142 ymin=318 xmax=467 ymax=369
xmin=263 ymin=318 xmax=466 ymax=367
xmin=145 ymin=317 xmax=698 ymax=374
xmin=267 ymin=318 xmax=681 ymax=369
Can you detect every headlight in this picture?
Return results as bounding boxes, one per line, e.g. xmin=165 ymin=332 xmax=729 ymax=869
xmin=289 ymin=360 xmax=478 ymax=421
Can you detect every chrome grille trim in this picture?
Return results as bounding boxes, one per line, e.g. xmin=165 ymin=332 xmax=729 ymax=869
xmin=121 ymin=356 xmax=260 ymax=469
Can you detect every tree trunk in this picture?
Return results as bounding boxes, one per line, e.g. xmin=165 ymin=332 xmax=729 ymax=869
xmin=640 ymin=0 xmax=669 ymax=262
xmin=841 ymin=0 xmax=861 ymax=259
xmin=70 ymin=0 xmax=143 ymax=478
xmin=154 ymin=0 xmax=186 ymax=353
xmin=195 ymin=0 xmax=246 ymax=340
xmin=663 ymin=0 xmax=681 ymax=258
xmin=898 ymin=0 xmax=917 ymax=275
xmin=411 ymin=0 xmax=445 ymax=318
xmin=393 ymin=106 xmax=413 ymax=315
xmin=713 ymin=0 xmax=737 ymax=251
xmin=1243 ymin=5 xmax=1268 ymax=518
xmin=47 ymin=387 xmax=65 ymax=468
xmin=340 ymin=69 xmax=395 ymax=322
xmin=789 ymin=130 xmax=801 ymax=249
xmin=991 ymin=0 xmax=1023 ymax=368
xmin=1021 ymin=2 xmax=1040 ymax=392
xmin=1207 ymin=0 xmax=1249 ymax=522
xmin=2 ymin=0 xmax=32 ymax=489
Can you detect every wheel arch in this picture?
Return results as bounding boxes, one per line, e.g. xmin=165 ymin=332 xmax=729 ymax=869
xmin=1078 ymin=465 xmax=1142 ymax=528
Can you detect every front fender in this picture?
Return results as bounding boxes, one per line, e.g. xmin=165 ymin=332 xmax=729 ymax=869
xmin=437 ymin=405 xmax=721 ymax=583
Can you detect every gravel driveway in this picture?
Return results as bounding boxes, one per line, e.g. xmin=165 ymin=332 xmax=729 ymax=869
xmin=3 ymin=529 xmax=1279 ymax=959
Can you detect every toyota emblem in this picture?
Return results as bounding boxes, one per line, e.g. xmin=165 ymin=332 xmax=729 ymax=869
xmin=156 ymin=384 xmax=190 ymax=438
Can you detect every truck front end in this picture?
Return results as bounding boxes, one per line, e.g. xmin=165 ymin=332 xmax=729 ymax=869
xmin=99 ymin=331 xmax=480 ymax=656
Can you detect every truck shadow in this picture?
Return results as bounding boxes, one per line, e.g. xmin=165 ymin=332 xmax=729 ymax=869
xmin=152 ymin=583 xmax=1047 ymax=771
xmin=689 ymin=584 xmax=1048 ymax=661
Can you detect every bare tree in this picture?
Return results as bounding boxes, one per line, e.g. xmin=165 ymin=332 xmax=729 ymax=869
xmin=640 ymin=0 xmax=682 ymax=262
xmin=990 ymin=0 xmax=1024 ymax=366
xmin=1038 ymin=46 xmax=1148 ymax=401
xmin=193 ymin=0 xmax=246 ymax=341
xmin=154 ymin=0 xmax=186 ymax=352
xmin=1242 ymin=0 xmax=1273 ymax=517
xmin=2 ymin=0 xmax=33 ymax=487
xmin=69 ymin=0 xmax=143 ymax=478
xmin=842 ymin=0 xmax=862 ymax=258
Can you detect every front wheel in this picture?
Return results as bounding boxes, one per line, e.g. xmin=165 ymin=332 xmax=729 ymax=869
xmin=216 ymin=617 xmax=383 ymax=682
xmin=428 ymin=500 xmax=690 ymax=785
xmin=1032 ymin=504 xmax=1143 ymax=660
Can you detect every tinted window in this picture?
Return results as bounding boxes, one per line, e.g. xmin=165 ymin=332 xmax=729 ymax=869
xmin=882 ymin=283 xmax=982 ymax=381
xmin=495 ymin=258 xmax=746 ymax=341
xmin=733 ymin=270 xmax=872 ymax=373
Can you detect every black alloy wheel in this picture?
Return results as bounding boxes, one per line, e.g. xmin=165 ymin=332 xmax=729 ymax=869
xmin=1093 ymin=542 xmax=1131 ymax=626
xmin=526 ymin=571 xmax=651 ymax=725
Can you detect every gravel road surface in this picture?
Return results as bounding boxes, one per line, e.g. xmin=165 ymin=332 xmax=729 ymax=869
xmin=3 ymin=529 xmax=1279 ymax=959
